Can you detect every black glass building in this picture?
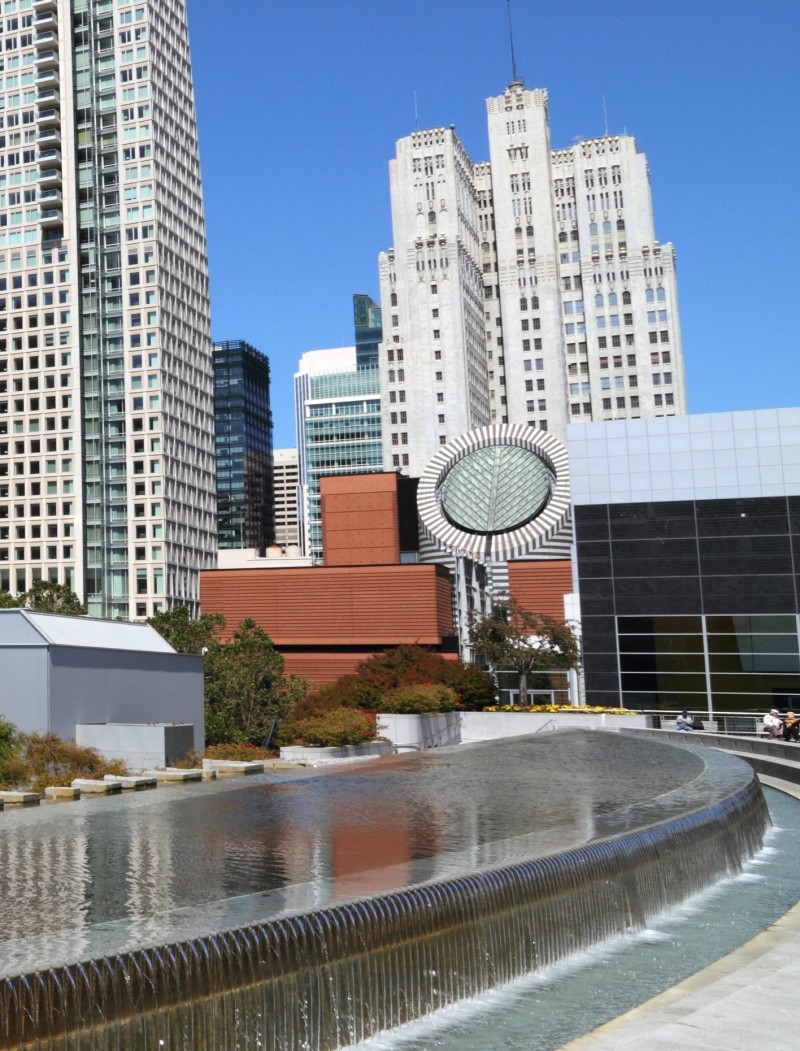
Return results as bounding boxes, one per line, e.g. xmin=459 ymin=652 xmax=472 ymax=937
xmin=568 ymin=409 xmax=800 ymax=715
xmin=213 ymin=340 xmax=274 ymax=551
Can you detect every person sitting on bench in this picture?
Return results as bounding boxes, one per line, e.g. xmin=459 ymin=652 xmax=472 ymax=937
xmin=782 ymin=711 xmax=799 ymax=743
xmin=763 ymin=708 xmax=784 ymax=738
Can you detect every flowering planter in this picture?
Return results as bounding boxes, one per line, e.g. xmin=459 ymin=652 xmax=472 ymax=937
xmin=461 ymin=710 xmax=650 ymax=741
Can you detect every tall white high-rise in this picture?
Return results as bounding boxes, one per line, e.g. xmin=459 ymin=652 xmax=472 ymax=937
xmin=378 ymin=82 xmax=687 ymax=478
xmin=272 ymin=448 xmax=301 ymax=551
xmin=0 ymin=0 xmax=215 ymax=618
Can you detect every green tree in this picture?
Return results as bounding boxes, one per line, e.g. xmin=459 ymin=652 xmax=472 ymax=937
xmin=0 ymin=590 xmax=21 ymax=608
xmin=147 ymin=604 xmax=225 ymax=654
xmin=148 ymin=608 xmax=307 ymax=746
xmin=204 ymin=619 xmax=296 ymax=745
xmin=21 ymin=580 xmax=86 ymax=615
xmin=0 ymin=716 xmax=18 ymax=762
xmin=469 ymin=599 xmax=580 ymax=706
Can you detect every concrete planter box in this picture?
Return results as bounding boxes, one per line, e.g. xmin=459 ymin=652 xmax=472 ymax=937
xmin=202 ymin=760 xmax=265 ymax=776
xmin=0 ymin=791 xmax=39 ymax=806
xmin=71 ymin=778 xmax=122 ymax=794
xmin=140 ymin=768 xmax=203 ymax=783
xmin=376 ymin=712 xmax=462 ymax=751
xmin=461 ymin=711 xmax=650 ymax=741
xmin=76 ymin=722 xmax=195 ymax=773
xmin=279 ymin=741 xmax=393 ymax=763
xmin=44 ymin=786 xmax=80 ymax=802
xmin=374 ymin=711 xmax=648 ymax=752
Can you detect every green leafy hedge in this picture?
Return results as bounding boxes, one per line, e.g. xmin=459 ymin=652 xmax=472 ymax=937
xmin=277 ymin=709 xmax=378 ymax=748
xmin=377 ymin=683 xmax=459 ymax=714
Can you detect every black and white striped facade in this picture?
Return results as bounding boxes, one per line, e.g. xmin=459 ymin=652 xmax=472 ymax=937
xmin=418 ymin=425 xmax=571 ymax=564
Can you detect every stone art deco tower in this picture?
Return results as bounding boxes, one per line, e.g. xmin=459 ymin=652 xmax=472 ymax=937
xmin=377 ymin=82 xmax=687 ymax=480
xmin=0 ymin=0 xmax=216 ymax=618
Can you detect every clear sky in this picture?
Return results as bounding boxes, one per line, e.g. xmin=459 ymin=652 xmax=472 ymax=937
xmin=186 ymin=0 xmax=800 ymax=450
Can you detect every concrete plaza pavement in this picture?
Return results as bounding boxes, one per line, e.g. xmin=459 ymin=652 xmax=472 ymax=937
xmin=559 ymin=775 xmax=800 ymax=1051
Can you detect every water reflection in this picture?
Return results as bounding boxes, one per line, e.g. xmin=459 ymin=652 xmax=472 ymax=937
xmin=0 ymin=732 xmax=705 ymax=977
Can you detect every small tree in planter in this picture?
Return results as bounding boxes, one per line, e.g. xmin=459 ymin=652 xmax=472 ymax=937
xmin=470 ymin=599 xmax=580 ymax=707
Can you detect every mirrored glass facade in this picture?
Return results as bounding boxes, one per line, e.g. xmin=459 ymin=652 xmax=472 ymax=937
xmin=212 ymin=340 xmax=273 ymax=552
xmin=576 ymin=497 xmax=800 ymax=711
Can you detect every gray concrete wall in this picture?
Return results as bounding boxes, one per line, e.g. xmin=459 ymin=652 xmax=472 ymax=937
xmin=460 ymin=711 xmax=650 ymax=741
xmin=0 ymin=649 xmax=49 ymax=734
xmin=377 ymin=713 xmax=462 ymax=750
xmin=48 ymin=649 xmax=204 ymax=753
xmin=76 ymin=723 xmax=196 ymax=771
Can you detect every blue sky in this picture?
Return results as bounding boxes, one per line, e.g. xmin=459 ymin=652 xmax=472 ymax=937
xmin=187 ymin=0 xmax=800 ymax=449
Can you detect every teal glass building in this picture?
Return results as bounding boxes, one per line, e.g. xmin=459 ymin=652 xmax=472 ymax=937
xmin=295 ymin=296 xmax=383 ymax=560
xmin=297 ymin=362 xmax=382 ymax=561
xmin=353 ymin=293 xmax=382 ymax=368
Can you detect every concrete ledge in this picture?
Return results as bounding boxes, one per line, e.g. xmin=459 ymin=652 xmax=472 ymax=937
xmin=279 ymin=741 xmax=393 ymax=763
xmin=140 ymin=768 xmax=203 ymax=782
xmin=44 ymin=786 xmax=80 ymax=802
xmin=71 ymin=779 xmax=122 ymax=794
xmin=0 ymin=791 xmax=38 ymax=806
xmin=103 ymin=775 xmax=157 ymax=790
xmin=202 ymin=759 xmax=265 ymax=776
xmin=621 ymin=728 xmax=800 ymax=786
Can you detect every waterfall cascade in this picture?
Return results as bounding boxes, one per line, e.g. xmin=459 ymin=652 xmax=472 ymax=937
xmin=0 ymin=736 xmax=769 ymax=1050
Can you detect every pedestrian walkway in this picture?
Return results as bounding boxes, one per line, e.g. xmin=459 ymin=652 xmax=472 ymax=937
xmin=559 ymin=776 xmax=800 ymax=1051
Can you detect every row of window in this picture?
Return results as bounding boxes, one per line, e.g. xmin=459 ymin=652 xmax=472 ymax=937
xmin=0 ymin=544 xmax=74 ymax=561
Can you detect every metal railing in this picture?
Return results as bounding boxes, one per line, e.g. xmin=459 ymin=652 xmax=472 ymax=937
xmin=642 ymin=710 xmax=775 ymax=737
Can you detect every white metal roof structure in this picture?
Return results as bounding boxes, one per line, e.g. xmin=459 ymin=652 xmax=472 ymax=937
xmin=0 ymin=610 xmax=176 ymax=653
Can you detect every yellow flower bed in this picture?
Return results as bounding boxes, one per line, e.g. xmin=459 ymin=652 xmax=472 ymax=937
xmin=482 ymin=704 xmax=635 ymax=715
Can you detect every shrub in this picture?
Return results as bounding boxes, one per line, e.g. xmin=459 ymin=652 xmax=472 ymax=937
xmin=435 ymin=662 xmax=496 ymax=710
xmin=277 ymin=709 xmax=377 ymax=748
xmin=378 ymin=683 xmax=458 ymax=714
xmin=0 ymin=716 xmax=18 ymax=762
xmin=204 ymin=742 xmax=274 ymax=761
xmin=0 ymin=732 xmax=128 ymax=795
xmin=293 ymin=676 xmax=382 ymax=719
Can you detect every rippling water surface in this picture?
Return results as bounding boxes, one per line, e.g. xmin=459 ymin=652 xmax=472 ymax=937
xmin=0 ymin=732 xmax=727 ymax=976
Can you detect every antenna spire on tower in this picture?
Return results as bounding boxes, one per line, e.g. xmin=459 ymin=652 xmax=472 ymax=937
xmin=507 ymin=0 xmax=522 ymax=85
xmin=601 ymin=74 xmax=609 ymax=136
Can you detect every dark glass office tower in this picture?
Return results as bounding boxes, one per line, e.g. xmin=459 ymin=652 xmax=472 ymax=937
xmin=213 ymin=340 xmax=274 ymax=551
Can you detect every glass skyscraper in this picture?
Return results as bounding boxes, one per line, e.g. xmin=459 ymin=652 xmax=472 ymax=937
xmin=295 ymin=353 xmax=382 ymax=561
xmin=0 ymin=0 xmax=216 ymax=618
xmin=213 ymin=339 xmax=273 ymax=552
xmin=353 ymin=293 xmax=382 ymax=368
xmin=294 ymin=295 xmax=383 ymax=561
